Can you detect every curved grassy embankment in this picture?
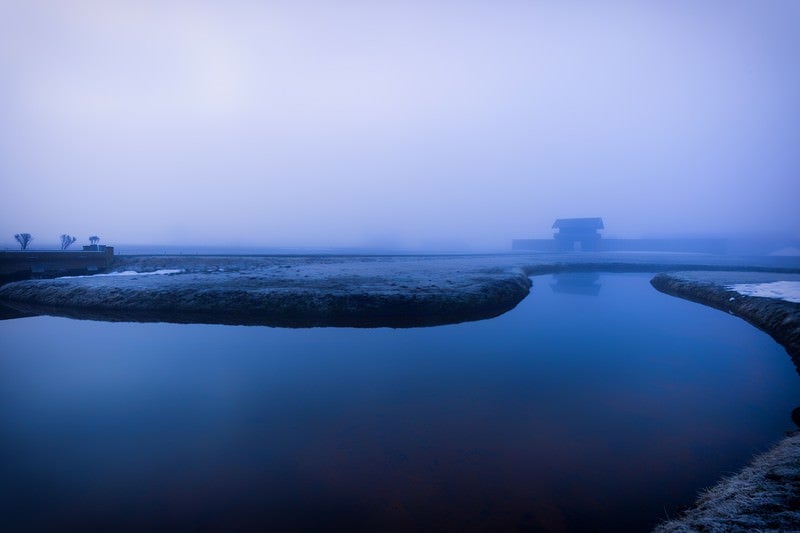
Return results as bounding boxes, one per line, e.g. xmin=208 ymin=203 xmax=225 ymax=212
xmin=1 ymin=254 xmax=798 ymax=328
xmin=651 ymin=272 xmax=800 ymax=362
xmin=651 ymin=272 xmax=800 ymax=532
xmin=0 ymin=256 xmax=534 ymax=327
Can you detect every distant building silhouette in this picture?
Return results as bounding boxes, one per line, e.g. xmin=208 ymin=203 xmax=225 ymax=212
xmin=552 ymin=217 xmax=604 ymax=251
xmin=512 ymin=218 xmax=727 ymax=254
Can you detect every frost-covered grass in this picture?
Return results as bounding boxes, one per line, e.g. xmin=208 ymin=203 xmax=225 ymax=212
xmin=729 ymin=281 xmax=800 ymax=303
xmin=655 ymin=433 xmax=800 ymax=532
xmin=652 ymin=272 xmax=800 ymax=531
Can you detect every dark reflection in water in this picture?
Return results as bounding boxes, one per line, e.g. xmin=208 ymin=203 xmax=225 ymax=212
xmin=549 ymin=273 xmax=602 ymax=296
xmin=0 ymin=302 xmax=34 ymax=321
xmin=0 ymin=274 xmax=798 ymax=532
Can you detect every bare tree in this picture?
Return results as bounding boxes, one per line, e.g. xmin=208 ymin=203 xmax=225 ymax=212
xmin=60 ymin=234 xmax=77 ymax=250
xmin=14 ymin=233 xmax=33 ymax=250
xmin=89 ymin=236 xmax=100 ymax=246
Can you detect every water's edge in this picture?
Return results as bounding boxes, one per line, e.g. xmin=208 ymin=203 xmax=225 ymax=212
xmin=651 ymin=273 xmax=800 ymax=366
xmin=3 ymin=258 xmax=800 ymax=530
xmin=2 ymin=254 xmax=800 ymax=328
xmin=651 ymin=272 xmax=800 ymax=531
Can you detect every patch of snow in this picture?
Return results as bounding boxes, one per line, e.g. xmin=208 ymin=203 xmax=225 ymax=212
xmin=728 ymin=281 xmax=800 ymax=303
xmin=105 ymin=269 xmax=184 ymax=276
xmin=59 ymin=269 xmax=183 ymax=279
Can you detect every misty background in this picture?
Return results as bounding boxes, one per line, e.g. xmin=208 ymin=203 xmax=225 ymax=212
xmin=1 ymin=1 xmax=798 ymax=251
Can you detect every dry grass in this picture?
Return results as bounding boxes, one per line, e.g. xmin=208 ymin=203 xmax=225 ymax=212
xmin=655 ymin=433 xmax=800 ymax=532
xmin=0 ymin=256 xmax=534 ymax=327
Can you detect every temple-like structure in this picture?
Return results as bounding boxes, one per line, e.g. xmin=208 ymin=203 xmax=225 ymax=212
xmin=552 ymin=217 xmax=604 ymax=251
xmin=511 ymin=218 xmax=728 ymax=253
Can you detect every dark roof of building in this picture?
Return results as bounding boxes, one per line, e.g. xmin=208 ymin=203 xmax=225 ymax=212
xmin=552 ymin=217 xmax=604 ymax=230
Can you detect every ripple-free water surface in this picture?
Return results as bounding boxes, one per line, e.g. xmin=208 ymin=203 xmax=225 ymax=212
xmin=1 ymin=273 xmax=798 ymax=531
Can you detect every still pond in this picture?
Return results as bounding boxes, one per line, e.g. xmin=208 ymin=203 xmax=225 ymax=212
xmin=1 ymin=273 xmax=797 ymax=531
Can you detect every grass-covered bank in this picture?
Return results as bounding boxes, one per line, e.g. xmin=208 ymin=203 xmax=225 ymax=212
xmin=652 ymin=272 xmax=800 ymax=531
xmin=0 ymin=255 xmax=535 ymax=327
xmin=2 ymin=253 xmax=799 ymax=328
xmin=651 ymin=272 xmax=800 ymax=364
xmin=654 ymin=432 xmax=800 ymax=532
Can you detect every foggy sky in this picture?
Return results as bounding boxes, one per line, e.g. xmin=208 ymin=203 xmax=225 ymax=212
xmin=2 ymin=1 xmax=799 ymax=250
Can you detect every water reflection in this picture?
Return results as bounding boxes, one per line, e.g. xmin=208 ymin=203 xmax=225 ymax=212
xmin=549 ymin=272 xmax=602 ymax=296
xmin=0 ymin=303 xmax=34 ymax=321
xmin=0 ymin=274 xmax=798 ymax=532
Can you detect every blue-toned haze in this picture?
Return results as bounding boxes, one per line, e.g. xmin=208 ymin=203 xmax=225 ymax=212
xmin=1 ymin=1 xmax=798 ymax=250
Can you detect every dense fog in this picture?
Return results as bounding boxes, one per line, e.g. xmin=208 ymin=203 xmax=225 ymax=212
xmin=2 ymin=1 xmax=799 ymax=251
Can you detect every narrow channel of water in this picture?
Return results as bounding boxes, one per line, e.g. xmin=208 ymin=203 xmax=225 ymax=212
xmin=0 ymin=273 xmax=797 ymax=531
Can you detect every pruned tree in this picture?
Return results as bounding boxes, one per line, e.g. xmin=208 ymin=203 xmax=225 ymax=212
xmin=14 ymin=233 xmax=33 ymax=250
xmin=89 ymin=236 xmax=100 ymax=246
xmin=60 ymin=234 xmax=77 ymax=250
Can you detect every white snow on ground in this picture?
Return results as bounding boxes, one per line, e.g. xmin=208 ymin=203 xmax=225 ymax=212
xmin=103 ymin=269 xmax=183 ymax=276
xmin=59 ymin=269 xmax=183 ymax=279
xmin=728 ymin=281 xmax=800 ymax=303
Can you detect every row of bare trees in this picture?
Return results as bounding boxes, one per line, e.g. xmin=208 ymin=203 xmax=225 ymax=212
xmin=13 ymin=233 xmax=100 ymax=250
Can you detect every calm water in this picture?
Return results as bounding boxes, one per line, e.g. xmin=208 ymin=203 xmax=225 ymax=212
xmin=1 ymin=273 xmax=798 ymax=532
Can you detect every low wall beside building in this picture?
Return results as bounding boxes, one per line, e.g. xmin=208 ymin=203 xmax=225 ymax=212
xmin=0 ymin=248 xmax=115 ymax=282
xmin=512 ymin=238 xmax=727 ymax=254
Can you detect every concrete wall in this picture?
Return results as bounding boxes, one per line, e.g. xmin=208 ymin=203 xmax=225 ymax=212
xmin=0 ymin=248 xmax=115 ymax=279
xmin=512 ymin=238 xmax=727 ymax=254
